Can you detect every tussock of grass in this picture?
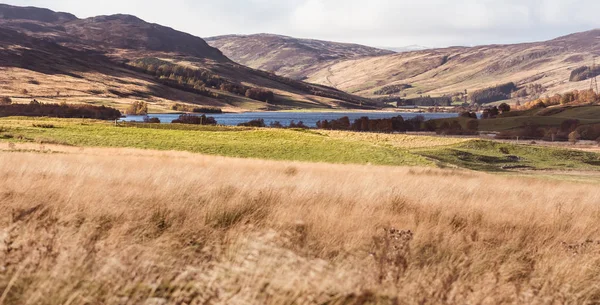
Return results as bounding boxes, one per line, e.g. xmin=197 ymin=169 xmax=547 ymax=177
xmin=2 ymin=149 xmax=600 ymax=304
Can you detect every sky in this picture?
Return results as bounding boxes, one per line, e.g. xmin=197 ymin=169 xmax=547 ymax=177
xmin=4 ymin=0 xmax=600 ymax=48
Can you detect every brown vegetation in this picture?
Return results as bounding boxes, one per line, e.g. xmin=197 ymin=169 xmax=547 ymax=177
xmin=1 ymin=149 xmax=600 ymax=304
xmin=125 ymin=101 xmax=148 ymax=115
xmin=0 ymin=102 xmax=121 ymax=119
xmin=171 ymin=113 xmax=217 ymax=125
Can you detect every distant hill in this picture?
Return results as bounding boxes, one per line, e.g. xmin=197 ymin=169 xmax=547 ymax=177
xmin=207 ymin=29 xmax=600 ymax=104
xmin=380 ymin=45 xmax=430 ymax=53
xmin=0 ymin=4 xmax=377 ymax=112
xmin=205 ymin=34 xmax=394 ymax=79
xmin=303 ymin=29 xmax=600 ymax=103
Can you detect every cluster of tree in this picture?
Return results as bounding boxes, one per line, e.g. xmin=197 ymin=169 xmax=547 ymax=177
xmin=315 ymin=115 xmax=435 ymax=133
xmin=269 ymin=121 xmax=308 ymax=129
xmin=238 ymin=119 xmax=266 ymax=127
xmin=519 ymin=89 xmax=599 ymax=110
xmin=512 ymin=83 xmax=545 ymax=99
xmin=171 ymin=114 xmax=217 ymax=125
xmin=569 ymin=66 xmax=600 ymax=82
xmin=126 ymin=101 xmax=148 ymax=115
xmin=244 ymin=88 xmax=275 ymax=103
xmin=0 ymin=101 xmax=121 ymax=120
xmin=170 ymin=103 xmax=222 ymax=113
xmin=404 ymin=96 xmax=452 ymax=107
xmin=470 ymin=82 xmax=517 ymax=104
xmin=128 ymin=58 xmax=275 ymax=103
xmin=481 ymin=103 xmax=511 ymax=119
xmin=373 ymin=84 xmax=412 ymax=95
xmin=143 ymin=117 xmax=161 ymax=123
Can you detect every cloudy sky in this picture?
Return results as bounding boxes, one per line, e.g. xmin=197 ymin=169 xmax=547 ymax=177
xmin=4 ymin=0 xmax=600 ymax=48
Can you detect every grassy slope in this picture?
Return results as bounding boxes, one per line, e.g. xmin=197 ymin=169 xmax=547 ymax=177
xmin=0 ymin=117 xmax=428 ymax=166
xmin=1 ymin=117 xmax=600 ymax=173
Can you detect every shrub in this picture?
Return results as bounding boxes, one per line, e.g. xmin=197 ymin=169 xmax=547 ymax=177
xmin=144 ymin=117 xmax=161 ymax=124
xmin=172 ymin=114 xmax=217 ymax=125
xmin=238 ymin=119 xmax=266 ymax=127
xmin=32 ymin=124 xmax=55 ymax=128
xmin=498 ymin=103 xmax=511 ymax=113
xmin=0 ymin=97 xmax=11 ymax=105
xmin=126 ymin=101 xmax=148 ymax=115
xmin=245 ymin=88 xmax=275 ymax=103
xmin=569 ymin=131 xmax=581 ymax=144
xmin=20 ymin=89 xmax=29 ymax=95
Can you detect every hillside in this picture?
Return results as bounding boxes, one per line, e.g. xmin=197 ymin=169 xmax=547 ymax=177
xmin=206 ymin=34 xmax=394 ymax=80
xmin=304 ymin=29 xmax=600 ymax=103
xmin=206 ymin=29 xmax=600 ymax=105
xmin=0 ymin=4 xmax=377 ymax=112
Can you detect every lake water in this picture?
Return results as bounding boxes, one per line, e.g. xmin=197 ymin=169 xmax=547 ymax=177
xmin=123 ymin=112 xmax=459 ymax=127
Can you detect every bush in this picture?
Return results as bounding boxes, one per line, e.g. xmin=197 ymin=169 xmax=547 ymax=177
xmin=498 ymin=103 xmax=511 ymax=113
xmin=144 ymin=117 xmax=161 ymax=124
xmin=126 ymin=101 xmax=148 ymax=115
xmin=238 ymin=119 xmax=266 ymax=127
xmin=171 ymin=114 xmax=217 ymax=125
xmin=245 ymin=88 xmax=275 ymax=103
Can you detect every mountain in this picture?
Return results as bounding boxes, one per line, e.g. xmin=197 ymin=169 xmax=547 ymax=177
xmin=299 ymin=30 xmax=600 ymax=103
xmin=205 ymin=34 xmax=394 ymax=80
xmin=208 ymin=29 xmax=600 ymax=104
xmin=0 ymin=4 xmax=377 ymax=112
xmin=381 ymin=45 xmax=430 ymax=53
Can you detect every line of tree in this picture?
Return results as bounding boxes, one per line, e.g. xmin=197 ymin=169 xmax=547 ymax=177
xmin=518 ymin=89 xmax=599 ymax=110
xmin=170 ymin=103 xmax=222 ymax=113
xmin=315 ymin=115 xmax=478 ymax=135
xmin=373 ymin=84 xmax=412 ymax=95
xmin=128 ymin=58 xmax=275 ymax=103
xmin=470 ymin=82 xmax=517 ymax=104
xmin=0 ymin=101 xmax=121 ymax=120
xmin=171 ymin=114 xmax=217 ymax=125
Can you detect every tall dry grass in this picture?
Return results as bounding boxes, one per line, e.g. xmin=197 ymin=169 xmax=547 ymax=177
xmin=1 ymin=147 xmax=600 ymax=304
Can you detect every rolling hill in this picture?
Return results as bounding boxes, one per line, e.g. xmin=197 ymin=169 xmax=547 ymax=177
xmin=0 ymin=4 xmax=377 ymax=112
xmin=206 ymin=34 xmax=394 ymax=80
xmin=208 ymin=30 xmax=600 ymax=105
xmin=304 ymin=30 xmax=600 ymax=102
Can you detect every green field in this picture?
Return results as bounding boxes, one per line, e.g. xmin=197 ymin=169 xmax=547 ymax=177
xmin=1 ymin=117 xmax=600 ymax=174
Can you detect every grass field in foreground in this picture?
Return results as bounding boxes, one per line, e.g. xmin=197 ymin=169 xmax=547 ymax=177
xmin=2 ymin=149 xmax=600 ymax=304
xmin=1 ymin=117 xmax=600 ymax=174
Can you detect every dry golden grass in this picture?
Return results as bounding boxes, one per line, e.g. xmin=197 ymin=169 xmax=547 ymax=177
xmin=319 ymin=130 xmax=470 ymax=149
xmin=2 ymin=147 xmax=600 ymax=304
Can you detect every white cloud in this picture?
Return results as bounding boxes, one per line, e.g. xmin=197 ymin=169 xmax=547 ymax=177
xmin=3 ymin=0 xmax=600 ymax=47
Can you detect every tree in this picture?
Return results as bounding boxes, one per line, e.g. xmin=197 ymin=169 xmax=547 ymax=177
xmin=569 ymin=131 xmax=581 ymax=144
xmin=498 ymin=103 xmax=511 ymax=113
xmin=126 ymin=101 xmax=148 ymax=115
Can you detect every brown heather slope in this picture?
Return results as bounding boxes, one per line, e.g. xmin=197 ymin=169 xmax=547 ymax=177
xmin=0 ymin=4 xmax=377 ymax=112
xmin=206 ymin=33 xmax=394 ymax=80
xmin=304 ymin=30 xmax=600 ymax=101
xmin=2 ymin=146 xmax=600 ymax=304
